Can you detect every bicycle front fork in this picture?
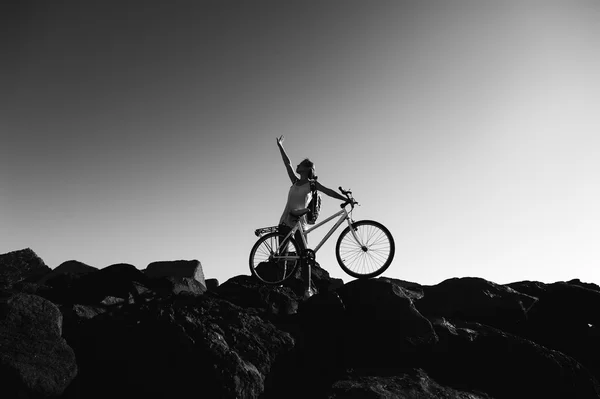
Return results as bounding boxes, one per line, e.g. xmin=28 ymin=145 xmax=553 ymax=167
xmin=349 ymin=222 xmax=364 ymax=247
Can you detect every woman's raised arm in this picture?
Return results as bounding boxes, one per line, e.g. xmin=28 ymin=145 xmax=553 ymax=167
xmin=276 ymin=135 xmax=298 ymax=183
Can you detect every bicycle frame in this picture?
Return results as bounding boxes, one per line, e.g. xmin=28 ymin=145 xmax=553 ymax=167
xmin=276 ymin=205 xmax=360 ymax=256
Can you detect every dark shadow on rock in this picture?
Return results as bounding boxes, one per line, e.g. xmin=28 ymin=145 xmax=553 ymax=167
xmin=215 ymin=274 xmax=300 ymax=318
xmin=286 ymin=261 xmax=344 ymax=296
xmin=329 ymin=368 xmax=495 ymax=399
xmin=416 ymin=277 xmax=537 ymax=335
xmin=262 ymin=290 xmax=347 ymax=399
xmin=423 ymin=317 xmax=600 ymax=399
xmin=62 ymin=293 xmax=294 ymax=399
xmin=61 ymin=263 xmax=170 ymax=306
xmin=510 ymin=281 xmax=600 ymax=381
xmin=336 ymin=278 xmax=438 ymax=370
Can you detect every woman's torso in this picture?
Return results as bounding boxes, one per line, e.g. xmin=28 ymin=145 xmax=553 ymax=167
xmin=279 ymin=181 xmax=312 ymax=227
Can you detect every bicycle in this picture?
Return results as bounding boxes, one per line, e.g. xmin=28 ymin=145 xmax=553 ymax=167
xmin=249 ymin=187 xmax=395 ymax=284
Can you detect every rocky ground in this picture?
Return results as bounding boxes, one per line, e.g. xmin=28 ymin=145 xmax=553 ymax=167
xmin=1 ymin=248 xmax=600 ymax=398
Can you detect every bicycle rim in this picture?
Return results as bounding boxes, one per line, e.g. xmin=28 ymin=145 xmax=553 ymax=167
xmin=249 ymin=232 xmax=300 ymax=284
xmin=336 ymin=220 xmax=395 ymax=278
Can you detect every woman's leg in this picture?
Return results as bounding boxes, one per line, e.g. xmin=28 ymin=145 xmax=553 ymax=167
xmin=278 ymin=224 xmax=306 ymax=253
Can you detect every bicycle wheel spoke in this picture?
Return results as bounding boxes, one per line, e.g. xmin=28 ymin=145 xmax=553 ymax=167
xmin=250 ymin=232 xmax=300 ymax=284
xmin=336 ymin=221 xmax=395 ymax=279
xmin=341 ymin=250 xmax=363 ymax=266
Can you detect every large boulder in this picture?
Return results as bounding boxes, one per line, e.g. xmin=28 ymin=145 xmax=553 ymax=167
xmin=51 ymin=260 xmax=97 ymax=275
xmin=145 ymin=260 xmax=206 ymax=296
xmin=62 ymin=293 xmax=294 ymax=399
xmin=509 ymin=281 xmax=600 ymax=380
xmin=59 ymin=303 xmax=108 ymax=347
xmin=63 ymin=263 xmax=165 ymax=305
xmin=0 ymin=293 xmax=77 ymax=397
xmin=34 ymin=260 xmax=99 ymax=303
xmin=265 ymin=279 xmax=439 ymax=399
xmin=206 ymin=278 xmax=220 ymax=290
xmin=272 ymin=290 xmax=347 ymax=397
xmin=286 ymin=261 xmax=344 ymax=296
xmin=0 ymin=248 xmax=51 ymax=289
xmin=336 ymin=278 xmax=438 ymax=369
xmin=216 ymin=275 xmax=300 ymax=317
xmin=216 ymin=260 xmax=344 ymax=318
xmin=424 ymin=318 xmax=600 ymax=399
xmin=39 ymin=260 xmax=98 ymax=285
xmin=416 ymin=277 xmax=538 ymax=335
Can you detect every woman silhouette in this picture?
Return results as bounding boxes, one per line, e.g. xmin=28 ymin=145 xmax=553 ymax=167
xmin=276 ymin=135 xmax=348 ymax=252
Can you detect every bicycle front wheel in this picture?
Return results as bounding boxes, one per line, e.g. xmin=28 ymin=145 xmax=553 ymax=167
xmin=335 ymin=220 xmax=395 ymax=278
xmin=249 ymin=232 xmax=301 ymax=284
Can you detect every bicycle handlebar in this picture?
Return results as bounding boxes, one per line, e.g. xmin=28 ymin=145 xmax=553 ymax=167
xmin=339 ymin=187 xmax=358 ymax=209
xmin=339 ymin=187 xmax=352 ymax=196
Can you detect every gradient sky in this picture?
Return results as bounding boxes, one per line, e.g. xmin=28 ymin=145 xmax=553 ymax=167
xmin=2 ymin=0 xmax=600 ymax=285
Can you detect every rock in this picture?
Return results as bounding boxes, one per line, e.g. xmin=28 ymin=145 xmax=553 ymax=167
xmin=276 ymin=290 xmax=347 ymax=397
xmin=31 ymin=260 xmax=99 ymax=303
xmin=145 ymin=260 xmax=207 ymax=296
xmin=51 ymin=260 xmax=97 ymax=276
xmin=0 ymin=248 xmax=52 ymax=289
xmin=206 ymin=278 xmax=220 ymax=290
xmin=56 ymin=303 xmax=107 ymax=365
xmin=63 ymin=293 xmax=294 ymax=399
xmin=306 ymin=262 xmax=344 ymax=293
xmin=216 ymin=275 xmax=300 ymax=316
xmin=424 ymin=318 xmax=600 ymax=399
xmin=566 ymin=278 xmax=600 ymax=293
xmin=416 ymin=277 xmax=538 ymax=334
xmin=378 ymin=276 xmax=425 ymax=300
xmin=0 ymin=293 xmax=77 ymax=397
xmin=278 ymin=261 xmax=344 ymax=297
xmin=329 ymin=368 xmax=494 ymax=399
xmin=37 ymin=260 xmax=98 ymax=285
xmin=65 ymin=263 xmax=160 ymax=305
xmin=515 ymin=281 xmax=600 ymax=380
xmin=336 ymin=278 xmax=438 ymax=369
xmin=60 ymin=303 xmax=106 ymax=331
xmin=506 ymin=280 xmax=548 ymax=299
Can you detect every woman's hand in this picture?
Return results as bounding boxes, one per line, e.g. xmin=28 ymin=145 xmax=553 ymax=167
xmin=276 ymin=135 xmax=285 ymax=147
xmin=290 ymin=208 xmax=309 ymax=216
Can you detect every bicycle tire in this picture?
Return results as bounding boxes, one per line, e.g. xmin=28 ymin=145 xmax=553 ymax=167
xmin=335 ymin=220 xmax=395 ymax=279
xmin=249 ymin=232 xmax=301 ymax=284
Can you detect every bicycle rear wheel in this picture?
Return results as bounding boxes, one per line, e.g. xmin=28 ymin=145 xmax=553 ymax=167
xmin=249 ymin=232 xmax=301 ymax=284
xmin=335 ymin=220 xmax=395 ymax=278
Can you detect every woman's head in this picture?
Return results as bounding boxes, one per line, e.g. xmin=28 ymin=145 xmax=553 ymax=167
xmin=297 ymin=158 xmax=315 ymax=179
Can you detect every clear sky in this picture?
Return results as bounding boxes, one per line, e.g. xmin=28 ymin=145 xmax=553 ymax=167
xmin=2 ymin=0 xmax=600 ymax=285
